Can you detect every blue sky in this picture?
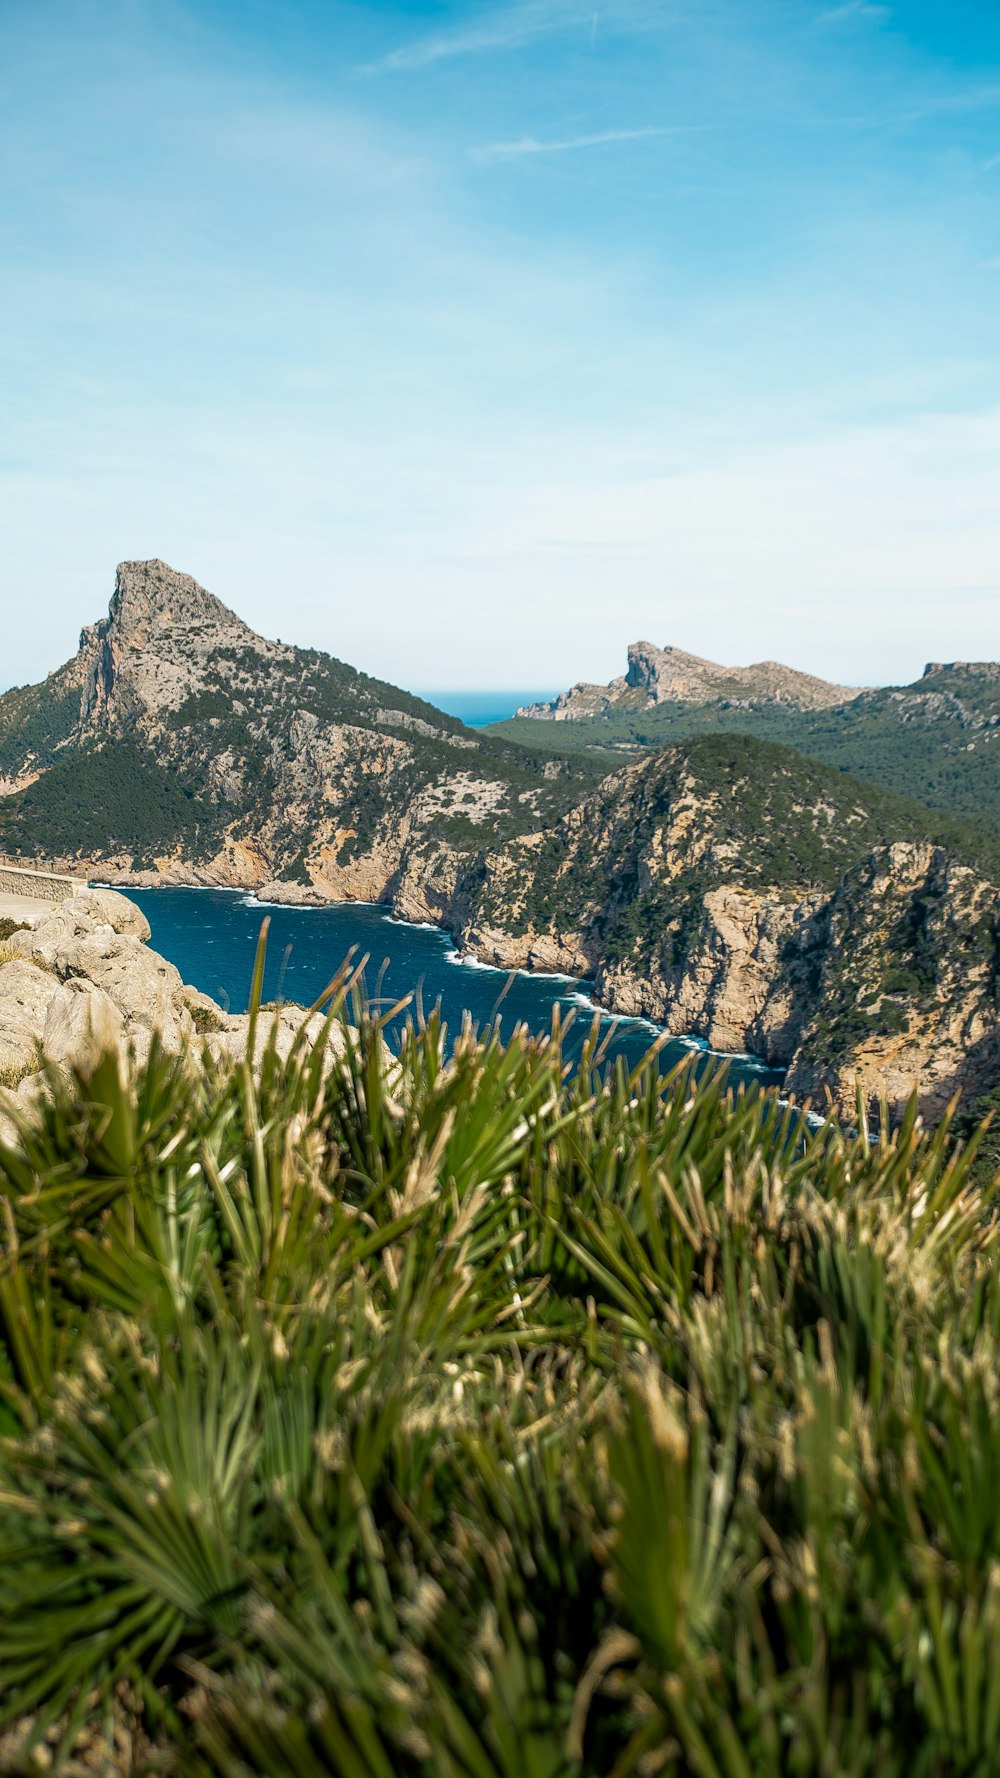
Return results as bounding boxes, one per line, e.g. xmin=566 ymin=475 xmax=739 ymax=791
xmin=2 ymin=0 xmax=1000 ymax=692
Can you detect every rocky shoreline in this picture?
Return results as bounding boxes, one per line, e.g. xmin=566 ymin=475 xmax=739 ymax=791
xmin=0 ymin=887 xmax=353 ymax=1140
xmin=11 ymin=806 xmax=999 ymax=1131
xmin=4 ymin=561 xmax=999 ymax=1131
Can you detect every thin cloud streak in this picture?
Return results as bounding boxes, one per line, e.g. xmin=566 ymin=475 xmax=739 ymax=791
xmin=361 ymin=0 xmax=669 ymax=76
xmin=816 ymin=0 xmax=891 ymax=27
xmin=360 ymin=1 xmax=581 ymax=74
xmin=475 ymin=125 xmax=673 ymax=161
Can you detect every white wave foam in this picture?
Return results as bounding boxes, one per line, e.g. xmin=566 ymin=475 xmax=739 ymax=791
xmin=119 ymin=884 xmax=780 ymax=1077
xmin=444 ymin=948 xmax=507 ymax=973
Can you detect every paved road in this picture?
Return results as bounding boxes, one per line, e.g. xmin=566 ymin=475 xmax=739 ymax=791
xmin=0 ymin=893 xmax=59 ymax=922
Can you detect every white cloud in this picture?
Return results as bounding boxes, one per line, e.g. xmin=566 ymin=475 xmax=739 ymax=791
xmin=8 ymin=400 xmax=999 ymax=693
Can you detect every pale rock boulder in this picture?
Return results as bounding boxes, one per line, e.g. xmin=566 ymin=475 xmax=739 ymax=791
xmin=42 ymin=978 xmax=126 ymax=1071
xmin=210 ymin=1007 xmax=349 ymax=1071
xmin=0 ymin=960 xmax=62 ymax=1079
xmin=5 ymin=888 xmax=150 ymax=972
xmin=6 ymin=896 xmax=189 ymax=1051
xmin=70 ymin=887 xmax=152 ymax=942
xmin=7 ymin=907 xmax=98 ymax=973
xmin=0 ymin=1068 xmax=53 ymax=1147
xmin=58 ymin=929 xmax=190 ymax=1052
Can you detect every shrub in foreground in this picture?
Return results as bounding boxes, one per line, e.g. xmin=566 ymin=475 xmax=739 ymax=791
xmin=0 ymin=961 xmax=997 ymax=1776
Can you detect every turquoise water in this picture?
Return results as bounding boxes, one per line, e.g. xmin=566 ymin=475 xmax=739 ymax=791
xmin=416 ymin=691 xmax=556 ymax=728
xmin=123 ymin=886 xmax=781 ymax=1090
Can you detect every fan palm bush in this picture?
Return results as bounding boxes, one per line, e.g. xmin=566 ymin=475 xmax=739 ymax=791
xmin=0 ymin=940 xmax=998 ymax=1775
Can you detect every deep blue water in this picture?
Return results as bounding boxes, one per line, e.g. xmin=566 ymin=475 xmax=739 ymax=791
xmin=417 ymin=691 xmax=557 ymax=728
xmin=123 ymin=887 xmax=781 ymax=1091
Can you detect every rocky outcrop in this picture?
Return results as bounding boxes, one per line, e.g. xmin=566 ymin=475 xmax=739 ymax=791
xmin=4 ymin=561 xmax=999 ymax=1128
xmin=454 ymin=747 xmax=1000 ymax=1124
xmin=42 ymin=978 xmax=126 ymax=1072
xmin=0 ymin=890 xmax=191 ymax=1083
xmin=519 ymin=642 xmax=858 ymax=720
xmin=594 ymin=885 xmax=824 ymax=1061
xmin=77 ymin=559 xmax=291 ymax=728
xmin=0 ymin=962 xmax=63 ymax=1086
xmin=785 ymin=844 xmax=1000 ymax=1122
xmin=0 ymin=887 xmax=357 ymax=1141
xmin=0 ymin=559 xmax=593 ymax=919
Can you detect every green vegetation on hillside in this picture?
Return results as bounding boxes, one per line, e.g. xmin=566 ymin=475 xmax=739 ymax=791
xmin=0 ymin=679 xmax=79 ymax=778
xmin=491 ymin=683 xmax=1000 ymax=836
xmin=0 ymin=620 xmax=603 ymax=873
xmin=0 ymin=742 xmax=221 ymax=863
xmin=471 ymin=734 xmax=1000 ymax=972
xmin=0 ymin=983 xmax=998 ymax=1776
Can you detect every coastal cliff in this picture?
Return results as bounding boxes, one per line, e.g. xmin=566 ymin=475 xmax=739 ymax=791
xmin=447 ymin=741 xmax=1000 ymax=1121
xmin=2 ymin=561 xmax=999 ymax=1123
xmin=0 ymin=887 xmax=353 ymax=1136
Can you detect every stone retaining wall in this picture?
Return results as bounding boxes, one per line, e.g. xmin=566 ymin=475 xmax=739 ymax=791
xmin=0 ymin=862 xmax=85 ymax=903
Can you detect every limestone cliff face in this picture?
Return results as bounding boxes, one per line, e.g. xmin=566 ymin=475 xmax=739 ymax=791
xmin=518 ymin=641 xmax=857 ymax=720
xmin=594 ymin=886 xmax=823 ymax=1063
xmin=76 ymin=559 xmax=288 ymax=731
xmin=784 ymin=844 xmax=1000 ymax=1121
xmin=0 ymin=559 xmax=591 ymax=909
xmin=4 ymin=563 xmax=1000 ymax=1126
xmin=453 ymin=747 xmax=1000 ymax=1123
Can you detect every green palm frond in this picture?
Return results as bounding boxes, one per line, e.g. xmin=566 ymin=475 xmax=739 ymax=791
xmin=1 ymin=963 xmax=1000 ymax=1774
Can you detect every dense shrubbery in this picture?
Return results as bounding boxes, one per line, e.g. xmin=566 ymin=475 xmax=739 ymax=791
xmin=494 ymin=697 xmax=1000 ymax=854
xmin=0 ymin=743 xmax=220 ymax=861
xmin=0 ymin=952 xmax=999 ymax=1776
xmin=0 ymin=684 xmax=80 ymax=780
xmin=474 ymin=734 xmax=990 ymax=971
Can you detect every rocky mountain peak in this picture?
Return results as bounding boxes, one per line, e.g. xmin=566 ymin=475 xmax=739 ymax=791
xmin=74 ymin=560 xmax=288 ymax=731
xmin=81 ymin=560 xmax=255 ymax=654
xmin=520 ymin=641 xmax=857 ymax=721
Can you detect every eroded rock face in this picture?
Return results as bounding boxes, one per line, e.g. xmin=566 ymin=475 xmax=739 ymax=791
xmin=518 ymin=642 xmax=857 ymax=720
xmin=784 ymin=844 xmax=1000 ymax=1121
xmin=72 ymin=888 xmax=152 ymax=942
xmin=78 ymin=559 xmax=291 ymax=729
xmin=0 ymin=884 xmax=372 ymax=1145
xmin=0 ymin=961 xmax=62 ymax=1080
xmin=4 ymin=894 xmax=188 ymax=1056
xmin=208 ymin=1007 xmax=350 ymax=1072
xmin=8 ymin=891 xmax=188 ymax=1053
xmin=456 ymin=753 xmax=1000 ymax=1123
xmin=42 ymin=979 xmax=126 ymax=1071
xmin=594 ymin=886 xmax=824 ymax=1062
xmin=59 ymin=930 xmax=187 ymax=1051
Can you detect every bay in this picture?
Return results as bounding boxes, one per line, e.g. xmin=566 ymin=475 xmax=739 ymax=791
xmin=123 ymin=886 xmax=782 ymax=1090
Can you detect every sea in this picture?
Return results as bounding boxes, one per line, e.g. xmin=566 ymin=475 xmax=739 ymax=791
xmin=117 ymin=690 xmax=779 ymax=1090
xmin=417 ymin=690 xmax=554 ymax=728
xmin=123 ymin=887 xmax=781 ymax=1093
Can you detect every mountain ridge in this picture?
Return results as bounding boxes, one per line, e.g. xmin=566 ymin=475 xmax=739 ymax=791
xmin=2 ymin=560 xmax=999 ymax=1123
xmin=496 ymin=646 xmax=1000 ymax=835
xmin=517 ymin=639 xmax=858 ymax=721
